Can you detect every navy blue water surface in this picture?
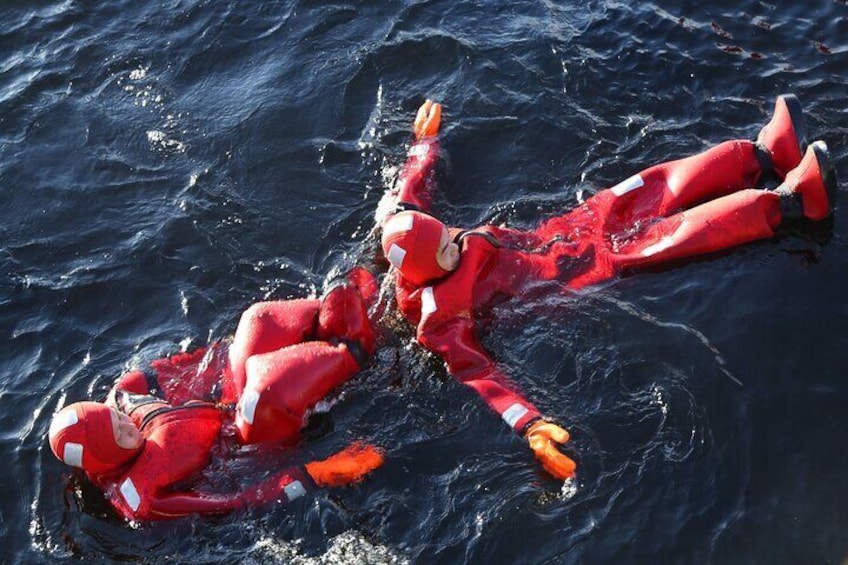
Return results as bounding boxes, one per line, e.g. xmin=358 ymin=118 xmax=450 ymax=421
xmin=2 ymin=0 xmax=847 ymax=563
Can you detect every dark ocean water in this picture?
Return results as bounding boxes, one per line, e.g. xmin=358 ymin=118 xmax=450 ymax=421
xmin=2 ymin=0 xmax=848 ymax=563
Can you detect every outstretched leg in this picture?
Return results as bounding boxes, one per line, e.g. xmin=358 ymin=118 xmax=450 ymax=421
xmin=608 ymin=189 xmax=782 ymax=271
xmin=536 ymin=139 xmax=763 ymax=244
xmin=594 ymin=139 xmax=763 ymax=228
xmin=593 ymin=94 xmax=807 ymax=225
xmin=592 ymin=140 xmax=836 ymax=276
xmin=538 ymin=95 xmax=806 ymax=244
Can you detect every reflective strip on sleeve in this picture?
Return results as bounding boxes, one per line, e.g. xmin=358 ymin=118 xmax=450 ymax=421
xmin=63 ymin=442 xmax=84 ymax=468
xmin=502 ymin=404 xmax=529 ymax=429
xmin=387 ymin=244 xmax=407 ymax=268
xmin=120 ymin=478 xmax=141 ymax=512
xmin=610 ymin=174 xmax=644 ymax=196
xmin=409 ymin=143 xmax=430 ymax=158
xmin=421 ymin=287 xmax=437 ymax=317
xmin=284 ymin=480 xmax=306 ymax=501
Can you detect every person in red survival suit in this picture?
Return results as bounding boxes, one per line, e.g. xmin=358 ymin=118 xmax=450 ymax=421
xmin=377 ymin=96 xmax=837 ymax=481
xmin=109 ymin=272 xmax=379 ymax=446
xmin=47 ymin=277 xmax=384 ymax=522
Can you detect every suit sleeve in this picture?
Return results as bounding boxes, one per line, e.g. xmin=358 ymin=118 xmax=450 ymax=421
xmin=106 ymin=370 xmax=157 ymax=408
xmin=417 ymin=316 xmax=542 ymax=434
xmin=110 ymin=371 xmax=152 ymax=396
xmin=144 ymin=467 xmax=312 ymax=520
xmin=107 ymin=347 xmax=220 ymax=408
xmin=146 ymin=492 xmax=246 ymax=519
xmin=377 ymin=138 xmax=441 ymax=221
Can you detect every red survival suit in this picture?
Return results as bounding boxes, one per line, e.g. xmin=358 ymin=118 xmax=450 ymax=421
xmin=88 ymin=281 xmax=376 ymax=521
xmin=113 ymin=279 xmax=375 ymax=446
xmin=381 ymin=131 xmax=794 ymax=436
xmin=96 ymin=394 xmax=310 ymax=521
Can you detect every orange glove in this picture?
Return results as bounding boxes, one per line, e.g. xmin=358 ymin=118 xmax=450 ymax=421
xmin=414 ymin=100 xmax=441 ymax=140
xmin=304 ymin=443 xmax=384 ymax=488
xmin=524 ymin=420 xmax=577 ymax=480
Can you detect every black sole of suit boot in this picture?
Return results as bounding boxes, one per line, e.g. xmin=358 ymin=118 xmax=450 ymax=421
xmin=756 ymin=94 xmax=809 ymax=184
xmin=811 ymin=140 xmax=838 ymax=208
xmin=781 ymin=93 xmax=808 ymax=153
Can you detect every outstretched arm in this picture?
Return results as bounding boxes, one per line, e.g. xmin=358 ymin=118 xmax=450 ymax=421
xmin=419 ymin=316 xmax=543 ymax=431
xmin=419 ymin=316 xmax=576 ymax=479
xmin=144 ymin=466 xmax=310 ymax=520
xmin=141 ymin=444 xmax=384 ymax=521
xmin=375 ymin=101 xmax=443 ymax=224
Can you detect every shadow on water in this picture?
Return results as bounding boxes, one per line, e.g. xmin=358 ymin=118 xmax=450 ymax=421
xmin=1 ymin=0 xmax=848 ymax=562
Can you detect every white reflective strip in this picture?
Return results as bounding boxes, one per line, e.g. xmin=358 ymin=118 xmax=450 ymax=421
xmin=610 ymin=174 xmax=644 ymax=196
xmin=63 ymin=442 xmax=84 ymax=468
xmin=49 ymin=409 xmax=79 ymax=439
xmin=240 ymin=389 xmax=260 ymax=425
xmin=420 ymin=287 xmax=437 ymax=317
xmin=284 ymin=480 xmax=306 ymax=501
xmin=640 ymin=235 xmax=675 ymax=257
xmin=120 ymin=478 xmax=141 ymax=512
xmin=386 ymin=213 xmax=414 ymax=235
xmin=387 ymin=244 xmax=407 ymax=268
xmin=502 ymin=404 xmax=529 ymax=428
xmin=409 ymin=143 xmax=429 ymax=158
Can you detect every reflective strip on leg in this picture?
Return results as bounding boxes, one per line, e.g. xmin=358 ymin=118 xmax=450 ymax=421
xmin=239 ymin=389 xmax=260 ymax=425
xmin=610 ymin=174 xmax=645 ymax=196
xmin=640 ymin=236 xmax=675 ymax=257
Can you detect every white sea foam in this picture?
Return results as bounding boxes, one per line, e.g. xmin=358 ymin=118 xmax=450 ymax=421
xmin=244 ymin=530 xmax=408 ymax=564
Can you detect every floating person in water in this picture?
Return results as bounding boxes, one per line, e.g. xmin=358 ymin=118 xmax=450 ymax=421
xmin=377 ymin=95 xmax=837 ymax=481
xmin=47 ymin=276 xmax=384 ymax=522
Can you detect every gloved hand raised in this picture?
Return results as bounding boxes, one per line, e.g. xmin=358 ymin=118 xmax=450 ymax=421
xmin=414 ymin=100 xmax=441 ymax=140
xmin=524 ymin=420 xmax=577 ymax=480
